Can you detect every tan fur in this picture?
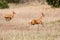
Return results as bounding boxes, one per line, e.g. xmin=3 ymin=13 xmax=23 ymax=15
xmin=31 ymin=19 xmax=36 ymax=25
xmin=36 ymin=16 xmax=43 ymax=24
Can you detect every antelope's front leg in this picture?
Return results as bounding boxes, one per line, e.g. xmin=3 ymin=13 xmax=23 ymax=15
xmin=5 ymin=17 xmax=11 ymax=21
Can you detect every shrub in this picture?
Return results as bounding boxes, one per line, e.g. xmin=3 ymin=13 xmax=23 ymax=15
xmin=0 ymin=1 xmax=9 ymax=9
xmin=46 ymin=0 xmax=60 ymax=8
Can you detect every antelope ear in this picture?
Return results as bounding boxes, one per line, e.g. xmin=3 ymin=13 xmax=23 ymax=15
xmin=41 ymin=13 xmax=45 ymax=17
xmin=13 ymin=11 xmax=16 ymax=14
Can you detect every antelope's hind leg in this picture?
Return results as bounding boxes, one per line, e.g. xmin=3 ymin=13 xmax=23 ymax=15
xmin=5 ymin=17 xmax=11 ymax=21
xmin=41 ymin=22 xmax=45 ymax=27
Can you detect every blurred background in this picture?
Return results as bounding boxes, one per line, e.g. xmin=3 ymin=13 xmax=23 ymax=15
xmin=0 ymin=0 xmax=60 ymax=9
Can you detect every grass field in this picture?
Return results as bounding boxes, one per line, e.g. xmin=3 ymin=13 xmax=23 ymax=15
xmin=0 ymin=3 xmax=60 ymax=40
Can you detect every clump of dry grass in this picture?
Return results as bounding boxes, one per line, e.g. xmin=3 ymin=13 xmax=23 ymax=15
xmin=46 ymin=20 xmax=60 ymax=24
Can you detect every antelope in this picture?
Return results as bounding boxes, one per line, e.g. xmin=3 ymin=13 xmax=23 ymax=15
xmin=4 ymin=11 xmax=16 ymax=21
xmin=30 ymin=13 xmax=45 ymax=25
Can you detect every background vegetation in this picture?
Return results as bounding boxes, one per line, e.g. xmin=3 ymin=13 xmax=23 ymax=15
xmin=46 ymin=0 xmax=60 ymax=7
xmin=0 ymin=0 xmax=60 ymax=9
xmin=0 ymin=1 xmax=9 ymax=9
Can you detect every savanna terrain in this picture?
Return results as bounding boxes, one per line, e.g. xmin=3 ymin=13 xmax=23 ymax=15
xmin=0 ymin=3 xmax=60 ymax=40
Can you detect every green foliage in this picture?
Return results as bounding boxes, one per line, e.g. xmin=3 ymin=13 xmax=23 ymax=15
xmin=0 ymin=1 xmax=9 ymax=9
xmin=46 ymin=0 xmax=60 ymax=8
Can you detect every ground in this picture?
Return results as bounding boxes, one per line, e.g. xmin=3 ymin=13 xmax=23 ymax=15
xmin=0 ymin=4 xmax=60 ymax=40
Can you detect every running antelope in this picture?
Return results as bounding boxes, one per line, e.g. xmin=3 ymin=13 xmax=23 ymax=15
xmin=4 ymin=11 xmax=16 ymax=21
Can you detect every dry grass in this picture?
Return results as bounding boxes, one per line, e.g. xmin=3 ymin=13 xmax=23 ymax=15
xmin=0 ymin=30 xmax=60 ymax=40
xmin=46 ymin=20 xmax=60 ymax=24
xmin=0 ymin=3 xmax=60 ymax=40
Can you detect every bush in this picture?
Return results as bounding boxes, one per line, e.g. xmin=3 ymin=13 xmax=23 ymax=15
xmin=0 ymin=1 xmax=9 ymax=9
xmin=46 ymin=0 xmax=60 ymax=8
